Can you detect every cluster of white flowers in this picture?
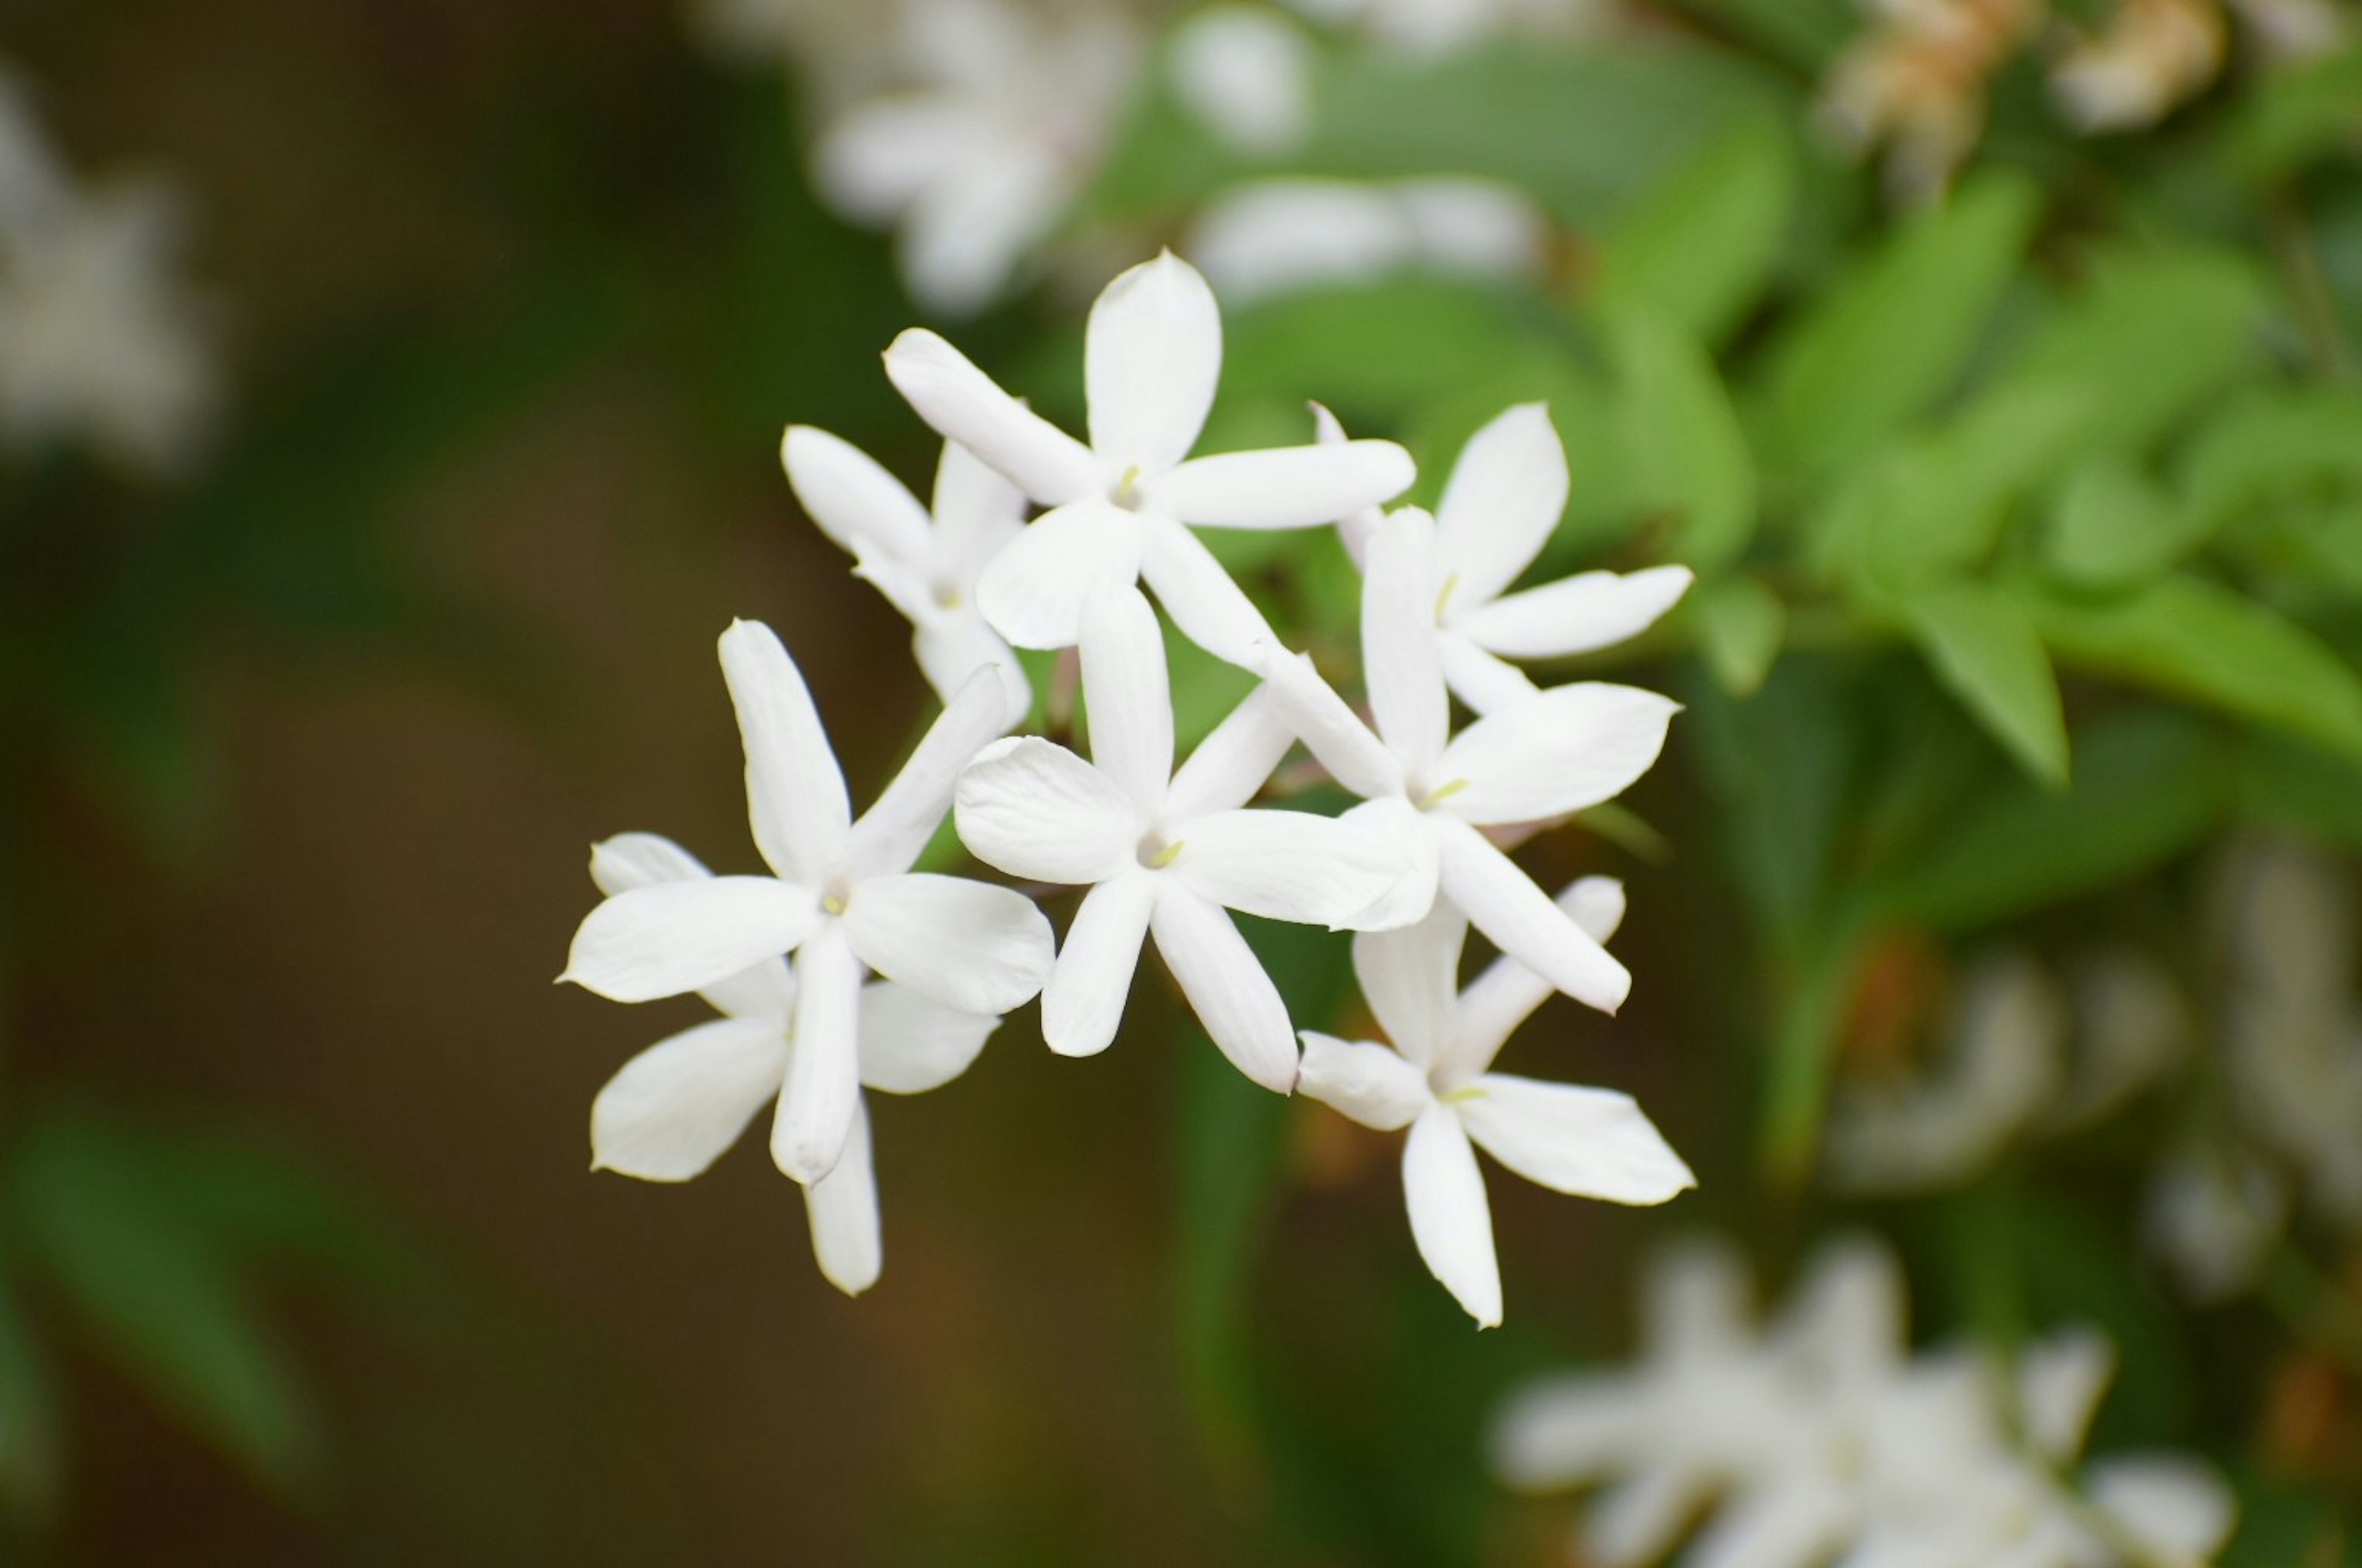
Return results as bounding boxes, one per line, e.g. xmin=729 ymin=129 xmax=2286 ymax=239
xmin=0 ymin=67 xmax=215 ymax=475
xmin=563 ymin=251 xmax=1693 ymax=1303
xmin=1493 ymin=1236 xmax=2236 ymax=1568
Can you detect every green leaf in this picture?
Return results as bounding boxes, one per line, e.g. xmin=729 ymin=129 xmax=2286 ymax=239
xmin=2027 ymin=575 xmax=2362 ymax=762
xmin=1904 ymin=579 xmax=2070 ymax=788
xmin=1758 ymin=172 xmax=2042 ymax=477
xmin=0 ymin=1249 xmax=58 ymax=1521
xmin=2177 ymin=387 xmax=2362 ymax=529
xmin=1690 ymin=575 xmax=1786 ymax=695
xmin=1593 ymin=115 xmax=1795 ymax=349
xmin=1658 ymin=0 xmax=1856 ymax=70
xmin=1602 ymin=306 xmax=1757 ymax=570
xmin=2042 ymin=456 xmax=2211 ymax=587
xmin=2237 ymin=733 xmax=2362 ymax=851
xmin=2227 ymin=42 xmax=2362 ymax=181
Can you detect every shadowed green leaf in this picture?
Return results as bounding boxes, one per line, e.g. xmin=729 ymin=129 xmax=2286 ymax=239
xmin=1904 ymin=579 xmax=2069 ymax=788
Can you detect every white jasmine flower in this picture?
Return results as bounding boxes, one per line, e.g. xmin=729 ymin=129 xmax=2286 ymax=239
xmin=2051 ymin=0 xmax=2226 ymax=132
xmin=2043 ymin=949 xmax=2189 ymax=1132
xmin=583 ymin=833 xmax=998 ymax=1295
xmin=1285 ymin=0 xmax=1619 ymax=55
xmin=884 ymin=249 xmax=1415 ymax=663
xmin=1189 ymin=178 xmax=1549 ymax=306
xmin=954 ymin=584 xmax=1409 ymax=1090
xmin=1297 ymin=878 xmax=1692 ymax=1324
xmin=782 ymin=426 xmax=1032 ymax=720
xmin=2227 ymin=0 xmax=2348 ymax=60
xmin=564 ymin=619 xmax=1053 ymax=1182
xmin=1315 ymin=402 xmax=1691 ymax=713
xmin=1255 ymin=506 xmax=1679 ymax=1013
xmin=1169 ymin=6 xmax=1317 ymax=157
xmin=812 ymin=0 xmax=1141 ymax=316
xmin=2145 ymin=1145 xmax=2288 ymax=1303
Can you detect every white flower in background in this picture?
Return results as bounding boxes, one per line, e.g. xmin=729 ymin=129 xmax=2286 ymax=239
xmin=1286 ymin=0 xmax=1620 ymax=54
xmin=1297 ymin=880 xmax=1692 ymax=1324
xmin=1169 ymin=6 xmax=1317 ymax=157
xmin=1255 ymin=506 xmax=1679 ymax=1013
xmin=955 ymin=584 xmax=1408 ymax=1090
xmin=1819 ymin=0 xmax=2043 ymax=201
xmin=2226 ymin=0 xmax=2348 ymax=60
xmin=583 ymin=834 xmax=1000 ymax=1295
xmin=813 ymin=0 xmax=1142 ymax=316
xmin=782 ymin=426 xmax=1032 ymax=720
xmin=885 ymin=250 xmax=1414 ymax=662
xmin=1188 ymin=177 xmax=1549 ymax=306
xmin=564 ymin=620 xmax=1052 ymax=1182
xmin=2145 ymin=1145 xmax=2288 ymax=1305
xmin=2052 ymin=0 xmax=2226 ymax=132
xmin=1316 ymin=402 xmax=1690 ymax=713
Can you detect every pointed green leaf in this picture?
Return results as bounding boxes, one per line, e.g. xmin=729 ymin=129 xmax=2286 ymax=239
xmin=1691 ymin=575 xmax=1786 ymax=695
xmin=1904 ymin=579 xmax=2070 ymax=788
xmin=2043 ymin=456 xmax=2211 ymax=587
xmin=1604 ymin=306 xmax=1757 ymax=570
xmin=1593 ymin=116 xmax=1795 ymax=349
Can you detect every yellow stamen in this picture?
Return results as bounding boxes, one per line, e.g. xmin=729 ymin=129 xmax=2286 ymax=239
xmin=1434 ymin=572 xmax=1460 ymax=619
xmin=822 ymin=894 xmax=846 ymax=915
xmin=1149 ymin=840 xmax=1185 ymax=869
xmin=1423 ymin=778 xmax=1471 ymax=808
xmin=1440 ymin=1084 xmax=1488 ymax=1104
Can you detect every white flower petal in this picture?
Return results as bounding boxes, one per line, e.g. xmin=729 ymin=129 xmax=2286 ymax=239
xmin=1458 ymin=1075 xmax=1695 ymax=1204
xmin=1642 ymin=1238 xmax=1755 ymax=1361
xmin=1148 ymin=884 xmax=1299 ymax=1092
xmin=913 ymin=613 xmax=1031 ymax=720
xmin=954 ymin=734 xmax=1140 ymax=884
xmin=844 ymin=872 xmax=1055 ymax=1014
xmin=1311 ymin=402 xmax=1384 ymax=566
xmin=781 ymin=424 xmax=935 ymax=569
xmin=1167 ymin=808 xmax=1406 ymax=927
xmin=1139 ymin=514 xmax=1277 ymax=667
xmin=1339 ymin=797 xmax=1442 ymax=930
xmin=2086 ymin=1456 xmax=2235 ymax=1561
xmin=883 ymin=327 xmax=1100 ymax=504
xmin=586 ymin=832 xmax=800 ymax=1019
xmin=896 ymin=144 xmax=1064 ymax=318
xmin=1086 ymin=251 xmax=1221 ymax=479
xmin=857 ymin=982 xmax=997 ymax=1094
xmin=1434 ymin=402 xmax=1568 ymax=610
xmin=1043 ymin=871 xmax=1158 ymax=1056
xmin=1079 ymin=583 xmax=1175 ymax=811
xmin=1148 ymin=439 xmax=1414 ymax=530
xmin=773 ymin=924 xmax=864 ymax=1184
xmin=1586 ymin=1469 xmax=1716 ymax=1568
xmin=811 ymin=97 xmax=984 ymax=224
xmin=1169 ymin=7 xmax=1314 ymax=156
xmin=1682 ymin=1478 xmax=1856 ymax=1568
xmin=2019 ymin=1327 xmax=2116 ymax=1462
xmin=974 ymin=498 xmax=1146 ymax=651
xmin=719 ymin=619 xmax=851 ymax=883
xmin=1363 ymin=507 xmax=1449 ymax=777
xmin=1298 ymin=1032 xmax=1431 ymax=1131
xmin=1163 ymin=687 xmax=1295 ymax=820
xmin=1454 ymin=563 xmax=1695 ymax=659
xmin=1252 ymin=646 xmax=1406 ymax=800
xmin=1404 ymin=1105 xmax=1502 ymax=1327
xmin=1352 ymin=899 xmax=1466 ymax=1070
xmin=1437 ymin=683 xmax=1679 ymax=826
xmin=1436 ymin=629 xmax=1543 ymax=715
xmin=589 ymin=1017 xmax=787 ymax=1182
xmin=804 ymin=1096 xmax=881 ymax=1295
xmin=1451 ymin=876 xmax=1624 ymax=1074
xmin=1489 ymin=1372 xmax=1655 ymax=1489
xmin=847 ymin=669 xmax=1014 ymax=878
xmin=931 ymin=438 xmax=1030 ymax=589
xmin=563 ymin=877 xmax=821 ymax=1004
xmin=1434 ymin=818 xmax=1630 ymax=1014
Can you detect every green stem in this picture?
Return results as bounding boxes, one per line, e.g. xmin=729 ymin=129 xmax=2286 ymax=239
xmin=2270 ymin=194 xmax=2357 ymax=384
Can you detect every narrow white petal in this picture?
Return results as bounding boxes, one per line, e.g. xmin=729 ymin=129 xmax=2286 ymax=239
xmin=718 ymin=619 xmax=851 ymax=883
xmin=913 ymin=614 xmax=1031 ymax=721
xmin=587 ymin=832 xmax=711 ymax=896
xmin=1433 ymin=402 xmax=1568 ymax=610
xmin=1352 ymin=900 xmax=1467 ymax=1070
xmin=1080 ymin=584 xmax=1175 ymax=811
xmin=1586 ymin=1469 xmax=1715 ymax=1568
xmin=589 ymin=1017 xmax=787 ymax=1181
xmin=1437 ymin=683 xmax=1679 ymax=826
xmin=1148 ymin=885 xmax=1299 ymax=1092
xmin=1490 ymin=1373 xmax=1655 ymax=1488
xmin=1163 ymin=687 xmax=1295 ymax=819
xmin=1297 ymin=1032 xmax=1431 ymax=1131
xmin=883 ymin=328 xmax=1100 ymax=504
xmin=1452 ymin=876 xmax=1625 ymax=1074
xmin=1339 ymin=797 xmax=1442 ymax=931
xmin=2086 ymin=1457 xmax=2235 ymax=1561
xmin=1140 ymin=515 xmax=1277 ymax=667
xmin=563 ymin=877 xmax=820 ymax=1004
xmin=780 ymin=424 xmax=935 ymax=569
xmin=1682 ymin=1479 xmax=1856 ymax=1568
xmin=1147 ymin=439 xmax=1414 ymax=530
xmin=773 ymin=925 xmax=864 ymax=1183
xmin=1434 ymin=818 xmax=1630 ymax=1014
xmin=848 ymin=670 xmax=1014 ymax=878
xmin=1404 ymin=1107 xmax=1502 ymax=1327
xmin=1167 ymin=808 xmax=1406 ymax=927
xmin=811 ymin=97 xmax=980 ymax=223
xmin=894 ymin=143 xmax=1064 ymax=318
xmin=804 ymin=1097 xmax=882 ymax=1295
xmin=843 ymin=872 xmax=1055 ymax=1014
xmin=1363 ymin=507 xmax=1449 ymax=778
xmin=1437 ymin=629 xmax=1542 ymax=716
xmin=2018 ymin=1327 xmax=2116 ymax=1461
xmin=931 ymin=438 xmax=1030 ymax=589
xmin=1458 ymin=1075 xmax=1695 ymax=1203
xmin=1455 ymin=564 xmax=1695 ymax=659
xmin=1086 ymin=251 xmax=1221 ymax=479
xmin=857 ymin=982 xmax=998 ymax=1094
xmin=954 ymin=735 xmax=1140 ymax=884
xmin=974 ymin=498 xmax=1146 ymax=651
xmin=1311 ymin=402 xmax=1384 ymax=567
xmin=1252 ymin=646 xmax=1405 ymax=800
xmin=1043 ymin=871 xmax=1157 ymax=1057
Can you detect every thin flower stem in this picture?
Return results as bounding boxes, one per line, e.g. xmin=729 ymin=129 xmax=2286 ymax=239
xmin=2271 ymin=194 xmax=2358 ymax=384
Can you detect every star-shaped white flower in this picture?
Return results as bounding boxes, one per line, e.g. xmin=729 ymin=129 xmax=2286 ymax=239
xmin=1191 ymin=178 xmax=1548 ymax=306
xmin=782 ymin=426 xmax=1031 ymax=721
xmin=1255 ymin=505 xmax=1679 ymax=1013
xmin=1297 ymin=880 xmax=1693 ymax=1325
xmin=955 ymin=584 xmax=1411 ymax=1091
xmin=884 ymin=250 xmax=1416 ymax=663
xmin=1317 ymin=401 xmax=1692 ymax=714
xmin=582 ymin=833 xmax=999 ymax=1295
xmin=563 ymin=619 xmax=1053 ymax=1182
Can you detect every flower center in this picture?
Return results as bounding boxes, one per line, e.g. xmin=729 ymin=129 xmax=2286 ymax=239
xmin=821 ymin=877 xmax=852 ymax=916
xmin=1112 ymin=464 xmax=1143 ymax=510
xmin=1434 ymin=571 xmax=1461 ymax=619
xmin=1417 ymin=778 xmax=1471 ymax=811
xmin=1137 ymin=832 xmax=1183 ymax=870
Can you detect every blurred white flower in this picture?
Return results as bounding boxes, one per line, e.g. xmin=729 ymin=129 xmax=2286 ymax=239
xmin=1285 ymin=0 xmax=1619 ymax=54
xmin=2051 ymin=0 xmax=2226 ymax=132
xmin=1255 ymin=506 xmax=1679 ymax=1013
xmin=782 ymin=427 xmax=1033 ymax=720
xmin=956 ymin=585 xmax=1409 ymax=1089
xmin=1297 ymin=880 xmax=1692 ymax=1325
xmin=583 ymin=832 xmax=1000 ymax=1295
xmin=2225 ymin=0 xmax=2349 ymax=60
xmin=812 ymin=0 xmax=1142 ymax=315
xmin=1819 ymin=0 xmax=2043 ymax=201
xmin=2043 ymin=949 xmax=2189 ymax=1131
xmin=2145 ymin=1145 xmax=2288 ymax=1303
xmin=885 ymin=250 xmax=1414 ymax=661
xmin=564 ymin=620 xmax=1052 ymax=1184
xmin=1315 ymin=402 xmax=1690 ymax=712
xmin=1169 ymin=6 xmax=1317 ymax=157
xmin=1188 ymin=177 xmax=1549 ymax=304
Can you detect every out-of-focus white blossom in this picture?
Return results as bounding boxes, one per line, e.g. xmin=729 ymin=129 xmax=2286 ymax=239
xmin=1169 ymin=6 xmax=1318 ymax=156
xmin=1188 ymin=177 xmax=1549 ymax=304
xmin=2146 ymin=1145 xmax=2289 ymax=1303
xmin=1286 ymin=0 xmax=1620 ymax=54
xmin=2051 ymin=0 xmax=2227 ymax=131
xmin=2225 ymin=0 xmax=2349 ymax=60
